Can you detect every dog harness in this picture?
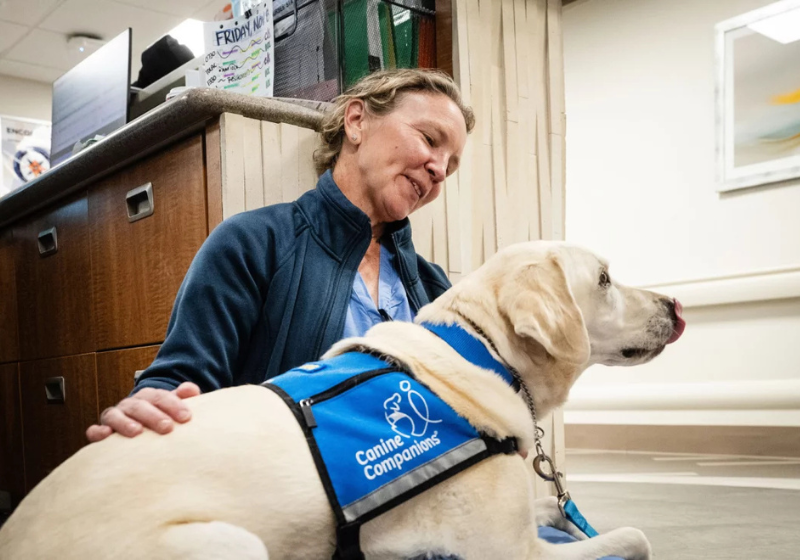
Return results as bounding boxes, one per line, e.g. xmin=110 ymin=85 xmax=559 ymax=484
xmin=264 ymin=323 xmax=519 ymax=560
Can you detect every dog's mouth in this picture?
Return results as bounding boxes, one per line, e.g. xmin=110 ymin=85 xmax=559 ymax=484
xmin=620 ymin=346 xmax=664 ymax=361
xmin=621 ymin=299 xmax=685 ymax=361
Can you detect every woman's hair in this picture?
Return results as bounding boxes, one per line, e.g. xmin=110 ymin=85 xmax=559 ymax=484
xmin=314 ymin=68 xmax=475 ymax=175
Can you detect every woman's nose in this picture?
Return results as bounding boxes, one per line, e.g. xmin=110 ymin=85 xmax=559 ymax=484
xmin=426 ymin=158 xmax=446 ymax=183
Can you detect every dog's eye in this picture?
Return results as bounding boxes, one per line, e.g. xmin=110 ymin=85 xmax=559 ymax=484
xmin=599 ymin=270 xmax=611 ymax=287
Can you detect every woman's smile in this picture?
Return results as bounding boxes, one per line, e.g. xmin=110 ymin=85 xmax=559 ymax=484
xmin=406 ymin=175 xmax=424 ymax=199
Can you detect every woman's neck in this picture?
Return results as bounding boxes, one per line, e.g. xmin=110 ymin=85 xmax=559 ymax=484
xmin=332 ymin=162 xmax=385 ymax=241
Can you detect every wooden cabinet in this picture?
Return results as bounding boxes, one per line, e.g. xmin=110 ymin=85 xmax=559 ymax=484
xmin=19 ymin=354 xmax=98 ymax=491
xmin=0 ymin=231 xmax=19 ymax=364
xmin=4 ymin=132 xmax=213 ymax=502
xmin=15 ymin=194 xmax=94 ymax=361
xmin=90 ymin=136 xmax=208 ymax=351
xmin=0 ymin=115 xmax=319 ymax=503
xmin=96 ymin=345 xmax=160 ymax=412
xmin=0 ymin=363 xmax=24 ymax=508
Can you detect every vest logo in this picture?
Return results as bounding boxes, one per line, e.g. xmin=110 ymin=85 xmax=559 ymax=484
xmin=354 ymin=380 xmax=444 ymax=481
xmin=383 ymin=379 xmax=442 ymax=438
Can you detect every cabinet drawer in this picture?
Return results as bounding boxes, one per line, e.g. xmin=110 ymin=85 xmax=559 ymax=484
xmin=0 ymin=363 xmax=24 ymax=508
xmin=0 ymin=230 xmax=19 ymax=364
xmin=19 ymin=354 xmax=97 ymax=491
xmin=96 ymin=345 xmax=160 ymax=412
xmin=90 ymin=135 xmax=207 ymax=350
xmin=15 ymin=194 xmax=94 ymax=361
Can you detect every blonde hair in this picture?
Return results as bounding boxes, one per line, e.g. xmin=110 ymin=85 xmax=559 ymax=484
xmin=314 ymin=68 xmax=475 ymax=175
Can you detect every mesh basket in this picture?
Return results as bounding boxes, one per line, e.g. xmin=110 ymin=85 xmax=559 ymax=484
xmin=274 ymin=0 xmax=436 ymax=101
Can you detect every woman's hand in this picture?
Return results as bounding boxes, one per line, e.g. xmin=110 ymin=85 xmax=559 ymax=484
xmin=85 ymin=382 xmax=201 ymax=443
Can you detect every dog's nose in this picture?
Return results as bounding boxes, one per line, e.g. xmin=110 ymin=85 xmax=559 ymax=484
xmin=665 ymin=298 xmax=685 ymax=344
xmin=662 ymin=297 xmax=682 ymax=318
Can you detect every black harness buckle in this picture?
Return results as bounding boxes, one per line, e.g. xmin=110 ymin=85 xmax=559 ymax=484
xmin=483 ymin=436 xmax=518 ymax=455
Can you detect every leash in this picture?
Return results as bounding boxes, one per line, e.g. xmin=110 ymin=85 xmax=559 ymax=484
xmin=422 ymin=318 xmax=599 ymax=539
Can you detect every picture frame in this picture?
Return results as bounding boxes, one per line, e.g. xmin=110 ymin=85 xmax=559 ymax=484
xmin=715 ymin=0 xmax=800 ymax=192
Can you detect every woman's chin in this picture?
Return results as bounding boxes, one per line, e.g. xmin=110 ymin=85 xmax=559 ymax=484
xmin=382 ymin=200 xmax=417 ymax=223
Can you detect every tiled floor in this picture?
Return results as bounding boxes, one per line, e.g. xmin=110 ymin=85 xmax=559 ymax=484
xmin=564 ymin=449 xmax=800 ymax=559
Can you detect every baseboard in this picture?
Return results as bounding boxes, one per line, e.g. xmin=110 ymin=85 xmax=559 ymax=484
xmin=565 ymin=424 xmax=800 ymax=458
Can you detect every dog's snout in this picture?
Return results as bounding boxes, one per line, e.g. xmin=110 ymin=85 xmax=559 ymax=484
xmin=661 ymin=297 xmax=683 ymax=319
xmin=663 ymin=297 xmax=685 ymax=344
xmin=662 ymin=298 xmax=675 ymax=316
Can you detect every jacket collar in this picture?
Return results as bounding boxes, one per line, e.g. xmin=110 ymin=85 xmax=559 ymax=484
xmin=296 ymin=170 xmax=415 ymax=258
xmin=420 ymin=322 xmax=519 ymax=390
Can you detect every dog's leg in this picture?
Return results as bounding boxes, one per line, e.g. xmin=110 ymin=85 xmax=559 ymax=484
xmin=533 ymin=496 xmax=589 ymax=541
xmin=536 ymin=527 xmax=651 ymax=560
xmin=156 ymin=521 xmax=270 ymax=560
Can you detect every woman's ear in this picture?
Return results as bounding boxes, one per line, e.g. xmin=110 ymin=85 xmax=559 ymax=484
xmin=499 ymin=256 xmax=591 ymax=365
xmin=343 ymin=99 xmax=366 ymax=144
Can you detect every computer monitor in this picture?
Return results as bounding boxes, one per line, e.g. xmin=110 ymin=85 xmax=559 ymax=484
xmin=50 ymin=28 xmax=132 ymax=167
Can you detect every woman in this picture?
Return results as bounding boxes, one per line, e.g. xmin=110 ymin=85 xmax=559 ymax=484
xmin=86 ymin=69 xmax=473 ymax=442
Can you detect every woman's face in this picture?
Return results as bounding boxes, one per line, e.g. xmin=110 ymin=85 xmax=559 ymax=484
xmin=346 ymin=91 xmax=468 ymax=224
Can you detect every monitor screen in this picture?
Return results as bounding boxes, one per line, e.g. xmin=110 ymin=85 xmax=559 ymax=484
xmin=51 ymin=28 xmax=132 ymax=167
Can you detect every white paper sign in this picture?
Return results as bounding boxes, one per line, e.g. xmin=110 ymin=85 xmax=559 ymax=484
xmin=203 ymin=1 xmax=274 ymax=97
xmin=1 ymin=116 xmax=51 ymax=199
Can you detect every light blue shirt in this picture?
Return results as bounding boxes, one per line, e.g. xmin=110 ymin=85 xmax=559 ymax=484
xmin=342 ymin=244 xmax=415 ymax=338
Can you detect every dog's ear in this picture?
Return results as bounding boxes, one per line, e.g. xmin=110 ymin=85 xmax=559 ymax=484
xmin=499 ymin=256 xmax=591 ymax=365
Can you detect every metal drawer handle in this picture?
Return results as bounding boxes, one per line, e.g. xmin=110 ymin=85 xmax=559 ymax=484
xmin=126 ymin=183 xmax=154 ymax=222
xmin=45 ymin=376 xmax=65 ymax=404
xmin=37 ymin=226 xmax=58 ymax=257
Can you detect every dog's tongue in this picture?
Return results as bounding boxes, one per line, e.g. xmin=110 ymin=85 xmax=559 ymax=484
xmin=667 ymin=299 xmax=685 ymax=344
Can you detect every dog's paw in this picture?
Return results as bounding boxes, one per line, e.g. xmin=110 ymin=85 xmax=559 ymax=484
xmin=534 ymin=496 xmax=560 ymax=526
xmin=533 ymin=496 xmax=589 ymax=541
xmin=609 ymin=527 xmax=652 ymax=560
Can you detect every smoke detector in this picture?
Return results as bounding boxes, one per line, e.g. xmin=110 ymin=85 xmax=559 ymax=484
xmin=67 ymin=33 xmax=105 ymax=55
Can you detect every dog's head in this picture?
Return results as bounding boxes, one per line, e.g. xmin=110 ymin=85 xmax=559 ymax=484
xmin=418 ymin=241 xmax=685 ymax=409
xmin=537 ymin=244 xmax=685 ymax=367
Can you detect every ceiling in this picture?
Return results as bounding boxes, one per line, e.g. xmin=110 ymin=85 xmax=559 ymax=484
xmin=1 ymin=0 xmax=586 ymax=86
xmin=0 ymin=0 xmax=224 ymax=84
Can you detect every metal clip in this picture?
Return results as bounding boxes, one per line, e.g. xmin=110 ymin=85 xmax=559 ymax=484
xmin=532 ymin=450 xmax=571 ymax=517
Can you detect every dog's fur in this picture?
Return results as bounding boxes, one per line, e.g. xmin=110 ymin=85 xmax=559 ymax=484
xmin=0 ymin=241 xmax=684 ymax=560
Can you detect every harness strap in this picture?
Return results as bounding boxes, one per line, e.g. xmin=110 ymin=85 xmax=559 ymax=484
xmin=333 ymin=522 xmax=366 ymax=560
xmin=482 ymin=435 xmax=518 ymax=455
xmin=421 ymin=322 xmax=519 ymax=390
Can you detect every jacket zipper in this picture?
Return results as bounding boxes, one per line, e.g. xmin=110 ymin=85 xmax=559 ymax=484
xmin=298 ymin=367 xmax=396 ymax=429
xmin=312 ymin=225 xmax=372 ymax=360
xmin=390 ymin=231 xmax=422 ymax=313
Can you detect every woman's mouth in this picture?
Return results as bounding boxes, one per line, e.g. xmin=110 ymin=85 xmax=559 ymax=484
xmin=407 ymin=176 xmax=423 ymax=198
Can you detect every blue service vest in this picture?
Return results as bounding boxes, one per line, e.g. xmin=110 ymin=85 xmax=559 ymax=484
xmin=264 ymin=350 xmax=518 ymax=560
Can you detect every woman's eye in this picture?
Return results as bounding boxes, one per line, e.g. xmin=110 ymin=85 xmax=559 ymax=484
xmin=599 ymin=271 xmax=611 ymax=287
xmin=424 ymin=134 xmax=434 ymax=146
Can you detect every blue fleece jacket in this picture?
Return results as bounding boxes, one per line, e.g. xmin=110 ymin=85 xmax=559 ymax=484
xmin=133 ymin=170 xmax=451 ymax=394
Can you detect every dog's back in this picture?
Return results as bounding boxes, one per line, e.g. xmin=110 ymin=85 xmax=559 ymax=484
xmin=0 ymin=385 xmax=335 ymax=560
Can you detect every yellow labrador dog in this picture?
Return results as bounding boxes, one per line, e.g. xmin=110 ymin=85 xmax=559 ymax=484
xmin=0 ymin=241 xmax=684 ymax=560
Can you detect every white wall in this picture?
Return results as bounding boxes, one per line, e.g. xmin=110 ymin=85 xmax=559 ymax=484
xmin=0 ymin=75 xmax=52 ymax=122
xmin=562 ymin=0 xmax=800 ymax=426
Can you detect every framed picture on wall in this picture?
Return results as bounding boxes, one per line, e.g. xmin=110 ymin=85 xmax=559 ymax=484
xmin=715 ymin=0 xmax=800 ymax=192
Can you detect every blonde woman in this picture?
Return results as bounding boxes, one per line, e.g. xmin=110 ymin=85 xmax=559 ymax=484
xmin=87 ymin=69 xmax=473 ymax=442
